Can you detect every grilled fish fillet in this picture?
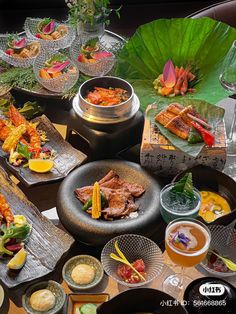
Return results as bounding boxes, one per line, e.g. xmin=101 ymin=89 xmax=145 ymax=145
xmin=155 ymin=110 xmax=176 ymax=126
xmin=165 ymin=115 xmax=190 ymax=139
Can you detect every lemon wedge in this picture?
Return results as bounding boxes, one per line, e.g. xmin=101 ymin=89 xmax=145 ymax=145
xmin=7 ymin=248 xmax=27 ymax=270
xmin=29 ymin=159 xmax=54 ymax=173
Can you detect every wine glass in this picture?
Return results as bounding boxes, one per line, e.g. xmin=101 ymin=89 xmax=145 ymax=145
xmin=219 ymin=40 xmax=236 ymax=178
xmin=163 ymin=218 xmax=211 ymax=299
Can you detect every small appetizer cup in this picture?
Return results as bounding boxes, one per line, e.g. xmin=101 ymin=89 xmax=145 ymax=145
xmin=33 ymin=50 xmax=79 ymax=93
xmin=0 ymin=35 xmax=40 ymax=68
xmin=160 ymin=183 xmax=201 ymax=224
xmin=78 ymin=76 xmax=134 ymax=121
xmin=101 ymin=234 xmax=164 ymax=288
xmin=62 ymin=255 xmax=104 ymax=290
xmin=24 ymin=17 xmax=76 ymax=51
xmin=22 ymin=280 xmax=66 ymax=314
xmin=70 ymin=40 xmax=115 ymax=76
xmin=200 ymin=224 xmax=236 ymax=278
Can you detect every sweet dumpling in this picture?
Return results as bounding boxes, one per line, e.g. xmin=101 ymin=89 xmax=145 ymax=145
xmin=29 ymin=289 xmax=56 ymax=312
xmin=71 ymin=264 xmax=95 ymax=285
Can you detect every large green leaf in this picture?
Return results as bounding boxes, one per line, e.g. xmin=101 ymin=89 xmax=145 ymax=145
xmin=153 ymin=99 xmax=225 ymax=157
xmin=115 ymin=18 xmax=236 ymax=111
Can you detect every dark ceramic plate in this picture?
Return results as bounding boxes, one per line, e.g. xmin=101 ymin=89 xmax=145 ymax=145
xmin=0 ymin=114 xmax=87 ymax=187
xmin=97 ymin=288 xmax=187 ymax=314
xmin=0 ymin=166 xmax=74 ymax=288
xmin=184 ymin=277 xmax=236 ymax=314
xmin=173 ymin=165 xmax=236 ymax=225
xmin=56 ymin=160 xmax=163 ymax=246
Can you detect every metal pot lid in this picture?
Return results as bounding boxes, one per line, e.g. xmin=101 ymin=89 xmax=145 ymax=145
xmin=72 ymin=93 xmax=140 ymax=124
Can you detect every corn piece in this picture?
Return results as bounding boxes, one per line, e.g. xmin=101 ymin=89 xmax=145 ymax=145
xmin=2 ymin=124 xmax=27 ymax=153
xmin=92 ymin=182 xmax=101 ymax=219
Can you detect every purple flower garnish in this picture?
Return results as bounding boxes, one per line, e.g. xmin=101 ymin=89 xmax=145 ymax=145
xmin=172 ymin=232 xmax=190 ymax=247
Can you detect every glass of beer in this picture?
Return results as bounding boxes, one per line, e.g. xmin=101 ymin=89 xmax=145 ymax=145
xmin=163 ymin=218 xmax=211 ymax=298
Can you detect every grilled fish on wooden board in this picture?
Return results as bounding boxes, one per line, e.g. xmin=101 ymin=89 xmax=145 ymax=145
xmin=155 ymin=103 xmax=200 ymax=140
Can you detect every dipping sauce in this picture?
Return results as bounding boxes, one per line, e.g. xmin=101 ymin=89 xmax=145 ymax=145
xmin=199 ymin=191 xmax=231 ymax=223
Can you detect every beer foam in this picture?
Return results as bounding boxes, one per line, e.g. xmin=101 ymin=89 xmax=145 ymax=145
xmin=166 ymin=220 xmax=210 ymax=257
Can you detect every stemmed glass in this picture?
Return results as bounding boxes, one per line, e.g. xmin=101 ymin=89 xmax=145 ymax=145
xmin=219 ymin=40 xmax=236 ymax=178
xmin=163 ymin=218 xmax=211 ymax=299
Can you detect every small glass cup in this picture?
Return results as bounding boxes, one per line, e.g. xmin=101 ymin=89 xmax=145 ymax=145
xmin=33 ymin=50 xmax=79 ymax=93
xmin=70 ymin=39 xmax=115 ymax=77
xmin=160 ymin=183 xmax=201 ymax=223
xmin=24 ymin=17 xmax=76 ymax=51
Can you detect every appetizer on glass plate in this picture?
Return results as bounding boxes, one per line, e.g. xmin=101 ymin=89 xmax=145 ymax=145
xmin=34 ymin=52 xmax=79 ymax=93
xmin=71 ymin=37 xmax=115 ymax=76
xmin=24 ymin=17 xmax=75 ymax=50
xmin=0 ymin=34 xmax=40 ymax=68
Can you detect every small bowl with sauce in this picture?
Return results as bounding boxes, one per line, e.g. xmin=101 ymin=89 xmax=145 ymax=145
xmin=67 ymin=293 xmax=109 ymax=314
xmin=62 ymin=255 xmax=104 ymax=290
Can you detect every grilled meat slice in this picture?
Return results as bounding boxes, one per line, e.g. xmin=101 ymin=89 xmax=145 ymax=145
xmin=155 ymin=110 xmax=176 ymax=126
xmin=167 ymin=102 xmax=184 ymax=115
xmin=100 ymin=176 xmax=145 ymax=197
xmin=179 ymin=106 xmax=194 ymax=126
xmin=165 ymin=115 xmax=190 ymax=139
xmin=98 ymin=170 xmax=118 ymax=184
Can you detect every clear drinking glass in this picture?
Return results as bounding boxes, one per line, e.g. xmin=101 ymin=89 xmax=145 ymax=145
xmin=160 ymin=183 xmax=201 ymax=223
xmin=163 ymin=218 xmax=211 ymax=299
xmin=219 ymin=40 xmax=236 ymax=177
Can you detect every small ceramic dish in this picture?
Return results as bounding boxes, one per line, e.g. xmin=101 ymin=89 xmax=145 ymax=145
xmin=22 ymin=280 xmax=66 ymax=314
xmin=67 ymin=293 xmax=109 ymax=314
xmin=62 ymin=255 xmax=104 ymax=290
xmin=0 ymin=35 xmax=40 ymax=68
xmin=24 ymin=17 xmax=75 ymax=50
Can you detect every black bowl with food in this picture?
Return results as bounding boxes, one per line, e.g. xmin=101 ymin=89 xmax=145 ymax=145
xmin=56 ymin=160 xmax=163 ymax=246
xmin=97 ymin=288 xmax=187 ymax=314
xmin=77 ymin=76 xmax=135 ymax=122
xmin=184 ymin=277 xmax=236 ymax=314
xmin=173 ymin=165 xmax=236 ymax=225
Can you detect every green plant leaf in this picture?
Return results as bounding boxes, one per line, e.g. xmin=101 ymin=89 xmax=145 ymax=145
xmin=16 ymin=142 xmax=31 ymax=160
xmin=115 ymin=17 xmax=236 ymax=111
xmin=171 ymin=172 xmax=194 ymax=199
xmin=18 ymin=101 xmax=44 ymax=119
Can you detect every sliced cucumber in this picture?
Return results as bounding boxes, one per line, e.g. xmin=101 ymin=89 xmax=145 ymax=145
xmin=80 ymin=303 xmax=97 ymax=314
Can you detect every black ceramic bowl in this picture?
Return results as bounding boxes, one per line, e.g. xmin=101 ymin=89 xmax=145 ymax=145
xmin=184 ymin=277 xmax=236 ymax=314
xmin=56 ymin=160 xmax=163 ymax=246
xmin=173 ymin=165 xmax=236 ymax=225
xmin=97 ymin=288 xmax=187 ymax=314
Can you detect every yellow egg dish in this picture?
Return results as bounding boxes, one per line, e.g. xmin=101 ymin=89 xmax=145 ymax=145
xmin=199 ymin=191 xmax=231 ymax=223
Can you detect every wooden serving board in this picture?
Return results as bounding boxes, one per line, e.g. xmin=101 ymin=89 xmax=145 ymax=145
xmin=0 ymin=166 xmax=75 ymax=288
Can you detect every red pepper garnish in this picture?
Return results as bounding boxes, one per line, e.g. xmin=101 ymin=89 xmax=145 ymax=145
xmin=29 ymin=148 xmax=41 ymax=159
xmin=35 ymin=33 xmax=42 ymax=39
xmin=191 ymin=121 xmax=215 ymax=147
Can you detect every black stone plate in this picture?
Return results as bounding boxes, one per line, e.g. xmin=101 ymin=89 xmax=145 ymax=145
xmin=0 ymin=166 xmax=75 ymax=288
xmin=97 ymin=288 xmax=187 ymax=314
xmin=0 ymin=114 xmax=87 ymax=187
xmin=56 ymin=160 xmax=163 ymax=246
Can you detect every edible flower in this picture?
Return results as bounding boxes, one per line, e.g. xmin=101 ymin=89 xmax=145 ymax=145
xmin=172 ymin=232 xmax=190 ymax=247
